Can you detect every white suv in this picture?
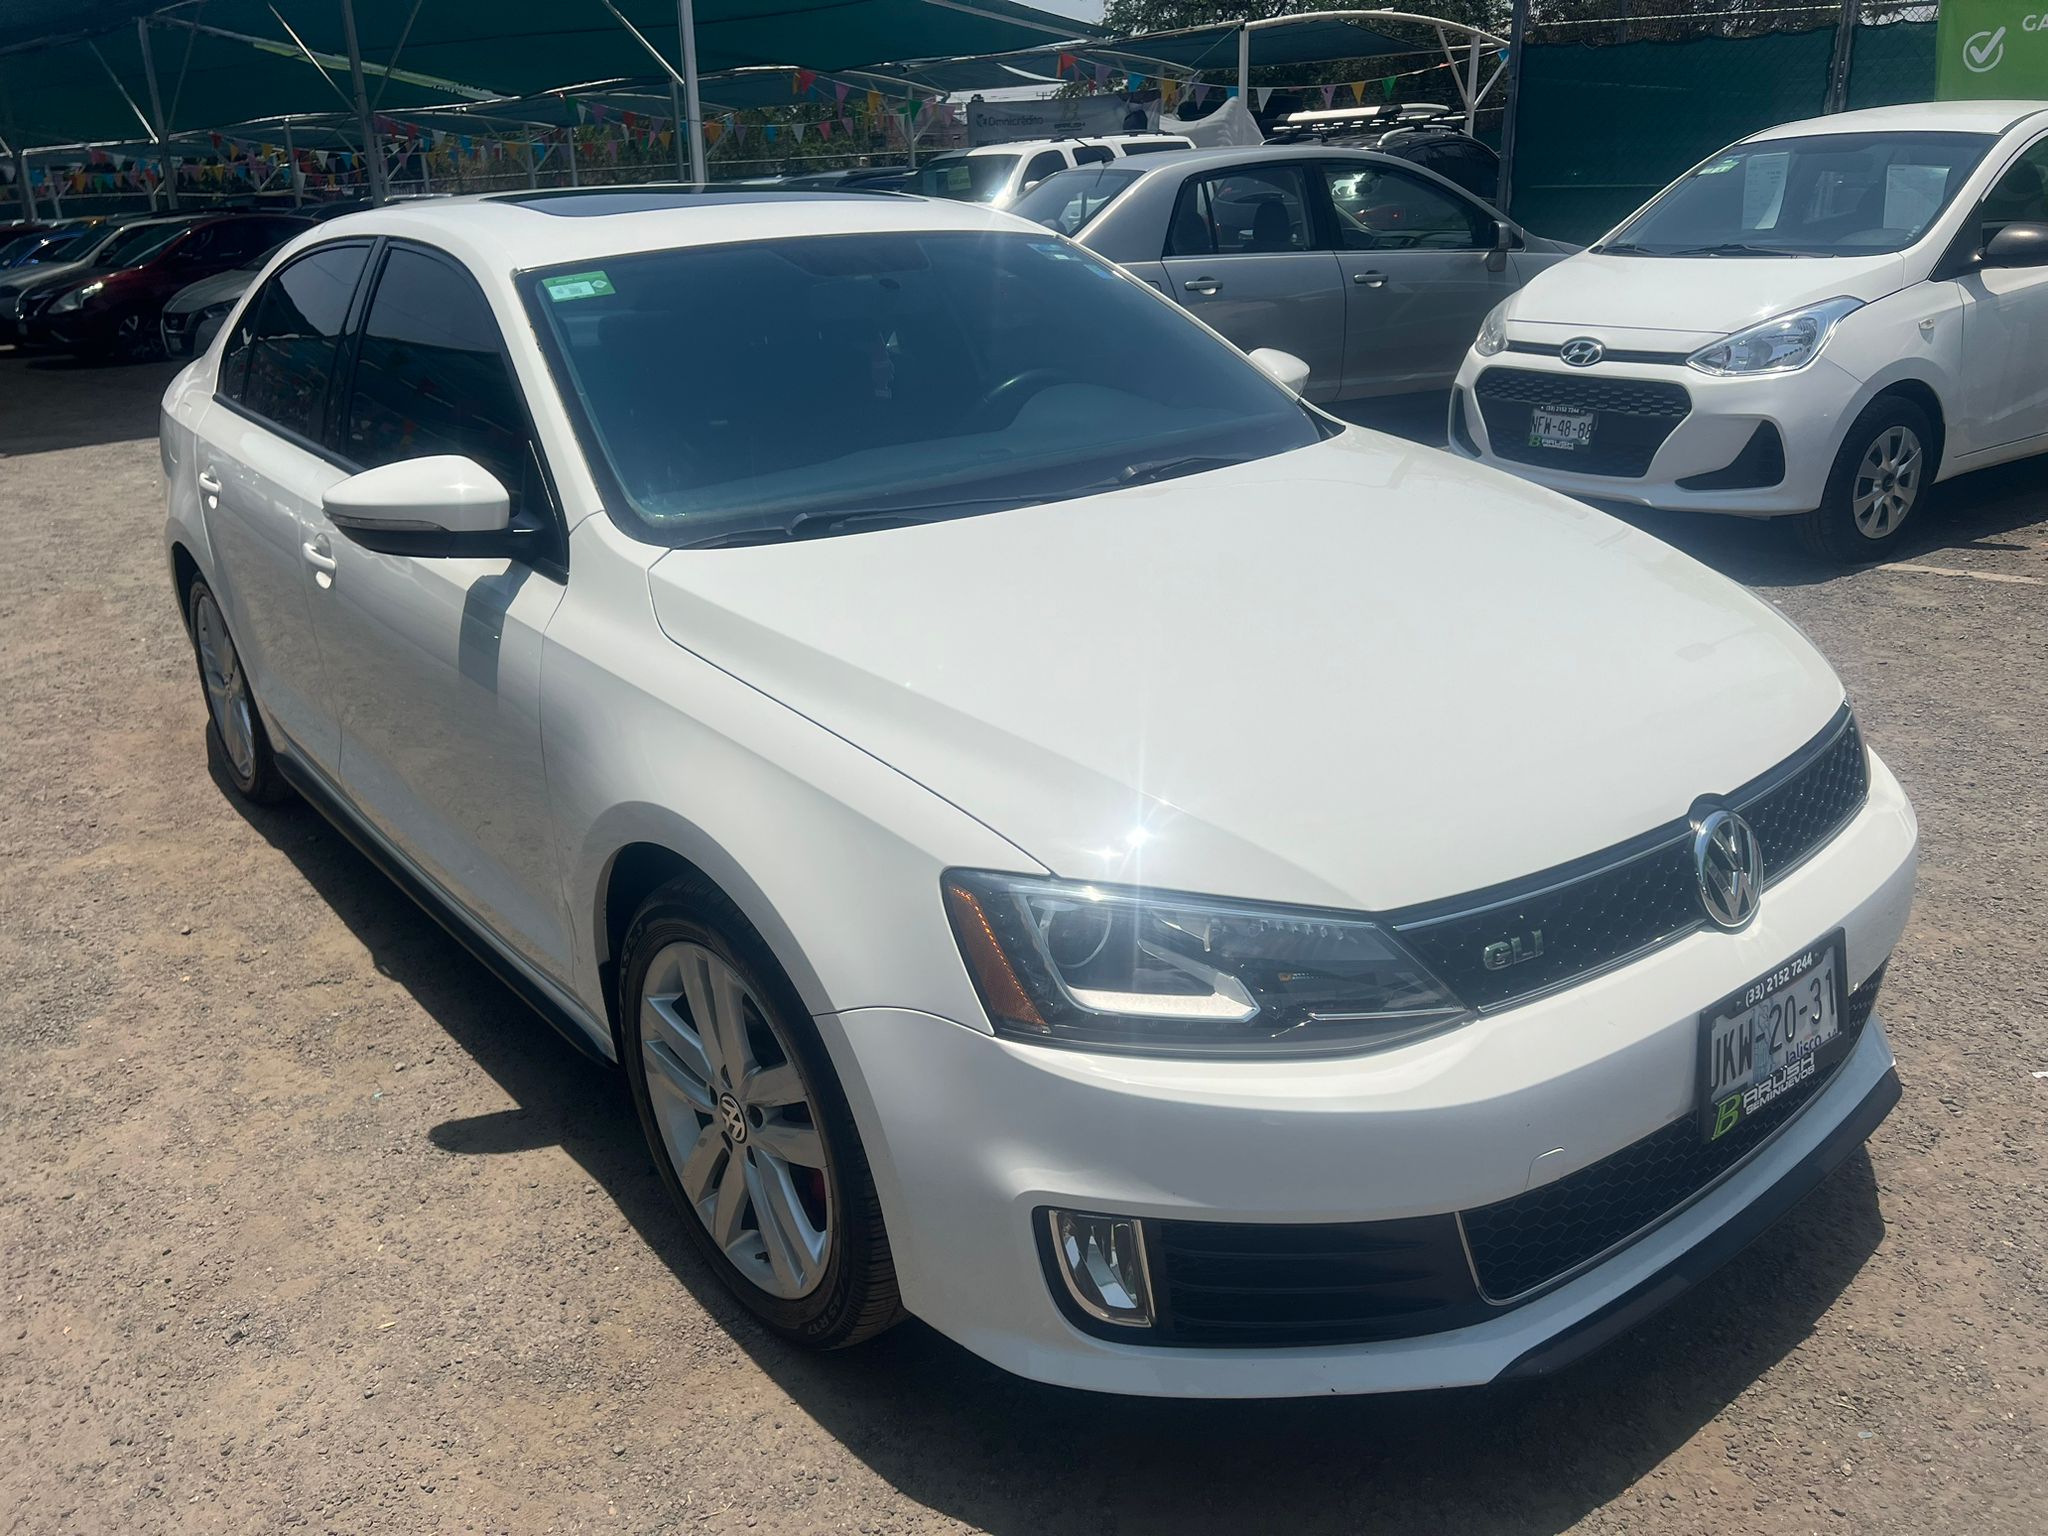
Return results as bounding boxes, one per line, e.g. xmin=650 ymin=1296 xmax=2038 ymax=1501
xmin=913 ymin=134 xmax=1193 ymax=206
xmin=1453 ymin=101 xmax=2048 ymax=561
xmin=163 ymin=188 xmax=1915 ymax=1397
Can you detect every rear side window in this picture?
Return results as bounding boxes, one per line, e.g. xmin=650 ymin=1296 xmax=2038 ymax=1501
xmin=344 ymin=245 xmax=537 ymax=510
xmin=1023 ymin=149 xmax=1068 ymax=185
xmin=1167 ymin=166 xmax=1314 ymax=256
xmin=1072 ymin=144 xmax=1113 ymax=166
xmin=222 ymin=241 xmax=369 ymax=442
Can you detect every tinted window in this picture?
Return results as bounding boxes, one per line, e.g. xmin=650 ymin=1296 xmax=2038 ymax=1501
xmin=1323 ymin=164 xmax=1489 ymax=250
xmin=225 ymin=242 xmax=368 ymax=440
xmin=1980 ymin=138 xmax=2048 ymax=244
xmin=98 ymin=221 xmax=186 ymax=268
xmin=1023 ymin=150 xmax=1068 ymax=185
xmin=914 ymin=152 xmax=1017 ymax=202
xmin=1011 ymin=166 xmax=1145 ymax=235
xmin=1168 ymin=167 xmax=1313 ymax=256
xmin=346 ymin=245 xmax=535 ymax=509
xmin=528 ymin=231 xmax=1319 ymax=546
xmin=1071 ymin=144 xmax=1113 ymax=166
xmin=1118 ymin=139 xmax=1190 ymax=156
xmin=1607 ymin=131 xmax=1993 ymax=257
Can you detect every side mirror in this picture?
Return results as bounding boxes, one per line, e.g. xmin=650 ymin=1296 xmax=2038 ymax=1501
xmin=324 ymin=455 xmax=511 ymax=555
xmin=1983 ymin=221 xmax=2048 ymax=269
xmin=1248 ymin=346 xmax=1312 ymax=395
xmin=1021 ymin=179 xmax=1042 ymax=194
xmin=1485 ymin=218 xmax=1512 ymax=273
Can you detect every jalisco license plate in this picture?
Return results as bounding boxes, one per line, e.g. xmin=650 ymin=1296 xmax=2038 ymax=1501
xmin=1697 ymin=933 xmax=1847 ymax=1144
xmin=1529 ymin=405 xmax=1595 ymax=449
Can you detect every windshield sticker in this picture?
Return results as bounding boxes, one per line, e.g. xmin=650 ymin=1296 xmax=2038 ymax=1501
xmin=1885 ymin=164 xmax=1949 ymax=232
xmin=1029 ymin=241 xmax=1078 ymax=260
xmin=1740 ymin=152 xmax=1789 ymax=230
xmin=543 ymin=270 xmax=615 ymax=302
xmin=1698 ymin=157 xmax=1740 ymax=176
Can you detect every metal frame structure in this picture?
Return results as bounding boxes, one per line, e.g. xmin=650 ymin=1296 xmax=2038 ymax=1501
xmin=1231 ymin=10 xmax=1510 ymax=134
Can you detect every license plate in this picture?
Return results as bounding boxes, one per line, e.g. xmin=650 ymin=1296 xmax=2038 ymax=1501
xmin=1529 ymin=406 xmax=1595 ymax=450
xmin=1697 ymin=934 xmax=1846 ymax=1143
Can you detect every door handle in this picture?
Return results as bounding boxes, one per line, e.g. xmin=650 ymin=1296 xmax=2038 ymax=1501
xmin=1352 ymin=270 xmax=1387 ymax=287
xmin=1183 ymin=277 xmax=1221 ymax=295
xmin=197 ymin=468 xmax=223 ymax=496
xmin=302 ymin=538 xmax=337 ymax=577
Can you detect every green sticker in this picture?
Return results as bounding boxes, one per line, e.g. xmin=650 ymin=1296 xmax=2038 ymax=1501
xmin=1697 ymin=157 xmax=1740 ymax=176
xmin=543 ymin=270 xmax=615 ymax=302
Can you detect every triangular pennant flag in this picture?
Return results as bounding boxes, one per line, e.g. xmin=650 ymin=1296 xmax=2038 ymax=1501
xmin=1381 ymin=76 xmax=1396 ymax=99
xmin=834 ymin=81 xmax=849 ymax=105
xmin=1094 ymin=63 xmax=1110 ymax=89
xmin=866 ymin=90 xmax=882 ymax=115
xmin=794 ymin=69 xmax=816 ymax=96
xmin=1320 ymin=83 xmax=1336 ymax=108
xmin=791 ymin=120 xmax=806 ymax=142
xmin=1256 ymin=86 xmax=1274 ymax=110
xmin=817 ymin=118 xmax=833 ymax=140
xmin=1350 ymin=81 xmax=1367 ymax=104
xmin=1057 ymin=51 xmax=1076 ymax=76
xmin=1190 ymin=82 xmax=1208 ymax=106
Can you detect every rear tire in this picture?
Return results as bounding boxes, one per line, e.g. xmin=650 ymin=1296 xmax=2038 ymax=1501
xmin=1800 ymin=396 xmax=1935 ymax=564
xmin=185 ymin=579 xmax=290 ymax=805
xmin=619 ymin=874 xmax=902 ymax=1349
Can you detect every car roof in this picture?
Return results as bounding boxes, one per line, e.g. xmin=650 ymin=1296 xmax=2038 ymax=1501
xmin=1073 ymin=143 xmax=1418 ymax=179
xmin=1751 ymin=100 xmax=2048 ymax=140
xmin=301 ymin=187 xmax=1030 ymax=277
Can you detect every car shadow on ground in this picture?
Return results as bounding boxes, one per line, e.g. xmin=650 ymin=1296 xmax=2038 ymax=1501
xmin=217 ymin=765 xmax=1892 ymax=1536
xmin=0 ymin=347 xmax=184 ymax=456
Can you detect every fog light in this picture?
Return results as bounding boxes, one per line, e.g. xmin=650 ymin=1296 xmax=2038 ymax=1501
xmin=1047 ymin=1209 xmax=1154 ymax=1328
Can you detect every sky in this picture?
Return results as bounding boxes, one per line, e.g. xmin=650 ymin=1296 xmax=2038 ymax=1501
xmin=1034 ymin=1 xmax=1107 ymax=23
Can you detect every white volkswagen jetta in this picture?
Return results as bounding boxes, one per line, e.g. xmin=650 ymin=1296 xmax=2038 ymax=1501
xmin=1452 ymin=101 xmax=2048 ymax=561
xmin=162 ymin=189 xmax=1916 ymax=1397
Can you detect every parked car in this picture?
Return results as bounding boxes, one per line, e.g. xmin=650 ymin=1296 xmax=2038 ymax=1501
xmin=0 ymin=215 xmax=194 ymax=345
xmin=43 ymin=212 xmax=308 ymax=358
xmin=1267 ymin=103 xmax=1501 ymax=202
xmin=0 ymin=219 xmax=119 ymax=269
xmin=163 ymin=188 xmax=1913 ymax=1397
xmin=162 ymin=240 xmax=292 ymax=358
xmin=1452 ymin=100 xmax=2048 ymax=561
xmin=912 ymin=134 xmax=1194 ymax=208
xmin=1012 ymin=145 xmax=1574 ymax=401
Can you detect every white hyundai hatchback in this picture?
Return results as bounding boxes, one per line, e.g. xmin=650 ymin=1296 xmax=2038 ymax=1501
xmin=1452 ymin=101 xmax=2048 ymax=561
xmin=162 ymin=188 xmax=1915 ymax=1397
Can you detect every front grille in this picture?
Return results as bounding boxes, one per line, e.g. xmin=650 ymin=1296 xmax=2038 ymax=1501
xmin=1143 ymin=1214 xmax=1486 ymax=1346
xmin=1461 ymin=964 xmax=1888 ymax=1301
xmin=1506 ymin=340 xmax=1691 ymax=366
xmin=1395 ymin=710 xmax=1867 ymax=1012
xmin=1475 ymin=365 xmax=1691 ymax=477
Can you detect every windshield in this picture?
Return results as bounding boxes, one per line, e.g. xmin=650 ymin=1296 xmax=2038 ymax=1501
xmin=23 ymin=228 xmax=92 ymax=263
xmin=912 ymin=153 xmax=1018 ymax=203
xmin=527 ymin=230 xmax=1319 ymax=546
xmin=1604 ymin=131 xmax=1994 ymax=257
xmin=1011 ymin=166 xmax=1144 ymax=234
xmin=95 ymin=221 xmax=186 ymax=269
xmin=0 ymin=235 xmax=39 ymax=266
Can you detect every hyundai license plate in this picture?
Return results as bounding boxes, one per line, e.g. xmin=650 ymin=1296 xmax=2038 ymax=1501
xmin=1529 ymin=406 xmax=1595 ymax=450
xmin=1697 ymin=934 xmax=1846 ymax=1143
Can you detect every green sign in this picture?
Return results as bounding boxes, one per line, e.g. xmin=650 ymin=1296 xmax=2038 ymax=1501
xmin=542 ymin=270 xmax=615 ymax=302
xmin=1937 ymin=1 xmax=2048 ymax=98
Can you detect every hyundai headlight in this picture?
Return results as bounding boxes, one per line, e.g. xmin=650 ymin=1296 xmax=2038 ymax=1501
xmin=1473 ymin=298 xmax=1510 ymax=357
xmin=49 ymin=280 xmax=104 ymax=315
xmin=942 ymin=871 xmax=1468 ymax=1056
xmin=1687 ymin=296 xmax=1862 ymax=377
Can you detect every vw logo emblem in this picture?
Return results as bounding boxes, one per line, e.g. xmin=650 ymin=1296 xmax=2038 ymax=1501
xmin=1560 ymin=337 xmax=1604 ymax=368
xmin=1692 ymin=807 xmax=1763 ymax=931
xmin=717 ymin=1091 xmax=749 ymax=1145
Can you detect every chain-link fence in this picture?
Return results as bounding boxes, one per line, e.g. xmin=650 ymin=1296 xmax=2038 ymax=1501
xmin=1509 ymin=1 xmax=1942 ymax=242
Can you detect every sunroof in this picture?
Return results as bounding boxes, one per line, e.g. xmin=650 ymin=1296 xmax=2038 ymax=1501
xmin=490 ymin=187 xmax=900 ymax=217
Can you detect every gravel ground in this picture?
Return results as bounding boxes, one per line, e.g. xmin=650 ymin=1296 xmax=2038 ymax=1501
xmin=2 ymin=351 xmax=2043 ymax=1536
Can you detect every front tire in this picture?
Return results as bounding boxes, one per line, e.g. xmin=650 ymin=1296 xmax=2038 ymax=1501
xmin=1801 ymin=396 xmax=1935 ymax=563
xmin=185 ymin=580 xmax=290 ymax=805
xmin=620 ymin=875 xmax=902 ymax=1349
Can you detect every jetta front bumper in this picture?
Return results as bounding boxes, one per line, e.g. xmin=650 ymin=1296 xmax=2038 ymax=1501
xmin=822 ymin=753 xmax=1915 ymax=1397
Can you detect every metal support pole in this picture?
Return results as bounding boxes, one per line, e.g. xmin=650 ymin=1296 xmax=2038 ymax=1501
xmin=1825 ymin=0 xmax=1862 ymax=114
xmin=1465 ymin=36 xmax=1482 ymax=134
xmin=526 ymin=137 xmax=538 ymax=188
xmin=670 ymin=79 xmax=688 ymax=180
xmin=284 ymin=119 xmax=302 ymax=205
xmin=1497 ymin=0 xmax=1529 ymax=215
xmin=137 ymin=18 xmax=180 ymax=210
xmin=8 ymin=144 xmax=33 ymax=223
xmin=340 ymin=0 xmax=389 ymax=203
xmin=567 ymin=130 xmax=579 ymax=186
xmin=677 ymin=0 xmax=707 ymax=182
xmin=1237 ymin=24 xmax=1251 ymax=106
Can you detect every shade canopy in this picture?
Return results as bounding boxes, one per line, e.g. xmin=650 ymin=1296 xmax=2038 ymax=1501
xmin=0 ymin=0 xmax=1094 ymax=148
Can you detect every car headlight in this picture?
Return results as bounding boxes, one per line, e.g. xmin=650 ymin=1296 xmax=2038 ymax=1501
xmin=1687 ymin=296 xmax=1862 ymax=376
xmin=1473 ymin=299 xmax=1510 ymax=357
xmin=942 ymin=871 xmax=1468 ymax=1056
xmin=48 ymin=280 xmax=104 ymax=315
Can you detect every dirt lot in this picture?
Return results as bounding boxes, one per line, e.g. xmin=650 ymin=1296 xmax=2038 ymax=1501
xmin=2 ymin=350 xmax=2044 ymax=1536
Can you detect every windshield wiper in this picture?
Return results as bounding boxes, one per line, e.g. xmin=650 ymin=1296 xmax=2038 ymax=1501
xmin=682 ymin=498 xmax=1031 ymax=549
xmin=1114 ymin=454 xmax=1253 ymax=486
xmin=1667 ymin=242 xmax=1812 ymax=258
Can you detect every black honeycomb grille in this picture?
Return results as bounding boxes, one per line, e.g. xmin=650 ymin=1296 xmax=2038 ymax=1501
xmin=1461 ymin=964 xmax=1888 ymax=1302
xmin=1473 ymin=368 xmax=1692 ymax=416
xmin=1395 ymin=711 xmax=1868 ymax=1011
xmin=1474 ymin=365 xmax=1691 ymax=477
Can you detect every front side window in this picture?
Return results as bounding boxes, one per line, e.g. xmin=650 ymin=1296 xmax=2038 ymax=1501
xmin=1011 ymin=166 xmax=1145 ymax=235
xmin=1978 ymin=137 xmax=2048 ymax=245
xmin=1605 ymin=131 xmax=1995 ymax=256
xmin=1022 ymin=149 xmax=1068 ymax=186
xmin=526 ymin=230 xmax=1320 ymax=546
xmin=1167 ymin=167 xmax=1313 ymax=256
xmin=914 ymin=153 xmax=1018 ymax=203
xmin=94 ymin=221 xmax=186 ymax=269
xmin=223 ymin=242 xmax=369 ymax=441
xmin=345 ymin=245 xmax=536 ymax=509
xmin=1323 ymin=163 xmax=1488 ymax=250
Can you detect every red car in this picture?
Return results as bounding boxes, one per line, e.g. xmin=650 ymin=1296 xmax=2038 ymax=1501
xmin=42 ymin=212 xmax=308 ymax=359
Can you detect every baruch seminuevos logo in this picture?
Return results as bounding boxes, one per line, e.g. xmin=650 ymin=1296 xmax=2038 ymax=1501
xmin=1964 ymin=25 xmax=2008 ymax=73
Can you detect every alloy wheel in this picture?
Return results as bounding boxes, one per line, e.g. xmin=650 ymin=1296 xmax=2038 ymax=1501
xmin=638 ymin=941 xmax=833 ymax=1299
xmin=1851 ymin=424 xmax=1923 ymax=540
xmin=192 ymin=591 xmax=257 ymax=781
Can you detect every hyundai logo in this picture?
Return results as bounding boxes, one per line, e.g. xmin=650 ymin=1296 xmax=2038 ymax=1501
xmin=1692 ymin=807 xmax=1763 ymax=930
xmin=1560 ymin=337 xmax=1605 ymax=368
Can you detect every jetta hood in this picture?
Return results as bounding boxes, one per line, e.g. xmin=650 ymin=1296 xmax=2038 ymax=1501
xmin=1505 ymin=250 xmax=1909 ymax=352
xmin=647 ymin=433 xmax=1844 ymax=913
